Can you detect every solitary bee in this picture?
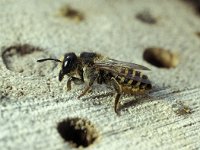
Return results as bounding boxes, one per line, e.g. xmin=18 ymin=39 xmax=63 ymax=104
xmin=37 ymin=52 xmax=152 ymax=114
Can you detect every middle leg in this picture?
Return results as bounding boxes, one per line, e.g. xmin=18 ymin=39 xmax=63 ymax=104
xmin=67 ymin=77 xmax=84 ymax=91
xmin=78 ymin=75 xmax=97 ymax=99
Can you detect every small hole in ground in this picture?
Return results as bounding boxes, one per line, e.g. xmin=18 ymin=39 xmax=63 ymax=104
xmin=143 ymin=47 xmax=179 ymax=68
xmin=136 ymin=10 xmax=157 ymax=24
xmin=59 ymin=5 xmax=84 ymax=22
xmin=196 ymin=31 xmax=200 ymax=38
xmin=172 ymin=101 xmax=192 ymax=116
xmin=2 ymin=44 xmax=56 ymax=76
xmin=182 ymin=0 xmax=200 ymax=15
xmin=57 ymin=117 xmax=99 ymax=148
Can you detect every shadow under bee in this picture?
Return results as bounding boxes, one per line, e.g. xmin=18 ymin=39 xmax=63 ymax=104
xmin=82 ymin=86 xmax=163 ymax=111
xmin=118 ymin=94 xmax=152 ymax=112
xmin=81 ymin=92 xmax=114 ymax=102
xmin=118 ymin=86 xmax=168 ymax=111
xmin=82 ymin=90 xmax=153 ymax=111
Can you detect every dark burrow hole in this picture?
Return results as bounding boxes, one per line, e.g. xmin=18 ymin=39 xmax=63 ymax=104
xmin=59 ymin=5 xmax=84 ymax=22
xmin=182 ymin=0 xmax=200 ymax=15
xmin=1 ymin=44 xmax=56 ymax=76
xmin=57 ymin=117 xmax=98 ymax=148
xmin=196 ymin=32 xmax=200 ymax=37
xmin=136 ymin=10 xmax=157 ymax=24
xmin=143 ymin=47 xmax=179 ymax=68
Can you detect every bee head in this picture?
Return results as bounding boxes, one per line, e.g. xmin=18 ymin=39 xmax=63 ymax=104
xmin=37 ymin=52 xmax=79 ymax=82
xmin=59 ymin=52 xmax=78 ymax=81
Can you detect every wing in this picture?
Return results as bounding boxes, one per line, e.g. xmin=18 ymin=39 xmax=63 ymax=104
xmin=95 ymin=58 xmax=150 ymax=71
xmin=94 ymin=63 xmax=151 ymax=84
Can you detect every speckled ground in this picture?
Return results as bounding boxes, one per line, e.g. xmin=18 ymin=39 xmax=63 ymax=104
xmin=0 ymin=0 xmax=200 ymax=149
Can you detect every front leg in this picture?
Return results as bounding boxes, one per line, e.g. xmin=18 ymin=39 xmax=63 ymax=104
xmin=78 ymin=75 xmax=97 ymax=99
xmin=67 ymin=77 xmax=84 ymax=91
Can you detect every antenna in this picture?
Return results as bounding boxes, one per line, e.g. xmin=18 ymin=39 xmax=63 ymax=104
xmin=37 ymin=58 xmax=62 ymax=63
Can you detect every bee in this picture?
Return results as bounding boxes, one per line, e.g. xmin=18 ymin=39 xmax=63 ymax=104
xmin=37 ymin=52 xmax=152 ymax=114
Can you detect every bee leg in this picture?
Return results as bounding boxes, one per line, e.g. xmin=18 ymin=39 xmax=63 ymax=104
xmin=114 ymin=93 xmax=121 ymax=114
xmin=88 ymin=89 xmax=93 ymax=93
xmin=111 ymin=77 xmax=122 ymax=114
xmin=67 ymin=77 xmax=84 ymax=91
xmin=97 ymin=72 xmax=104 ymax=84
xmin=78 ymin=76 xmax=97 ymax=99
xmin=67 ymin=77 xmax=73 ymax=91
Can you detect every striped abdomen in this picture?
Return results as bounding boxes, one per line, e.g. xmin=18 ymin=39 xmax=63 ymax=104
xmin=115 ymin=67 xmax=152 ymax=90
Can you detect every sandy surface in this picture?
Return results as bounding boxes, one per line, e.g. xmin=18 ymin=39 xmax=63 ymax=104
xmin=1 ymin=0 xmax=200 ymax=149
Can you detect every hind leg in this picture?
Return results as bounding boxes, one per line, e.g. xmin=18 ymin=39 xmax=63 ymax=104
xmin=111 ymin=77 xmax=122 ymax=114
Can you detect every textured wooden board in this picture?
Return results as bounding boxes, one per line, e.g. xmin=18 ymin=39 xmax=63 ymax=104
xmin=0 ymin=0 xmax=200 ymax=149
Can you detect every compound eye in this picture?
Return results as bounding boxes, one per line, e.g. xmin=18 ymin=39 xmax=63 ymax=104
xmin=63 ymin=56 xmax=72 ymax=67
xmin=64 ymin=59 xmax=69 ymax=67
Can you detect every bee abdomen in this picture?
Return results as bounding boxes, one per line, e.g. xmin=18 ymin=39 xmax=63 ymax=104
xmin=130 ymin=71 xmax=142 ymax=87
xmin=139 ymin=74 xmax=152 ymax=89
xmin=128 ymin=70 xmax=152 ymax=90
xmin=116 ymin=68 xmax=152 ymax=90
xmin=139 ymin=82 xmax=152 ymax=90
